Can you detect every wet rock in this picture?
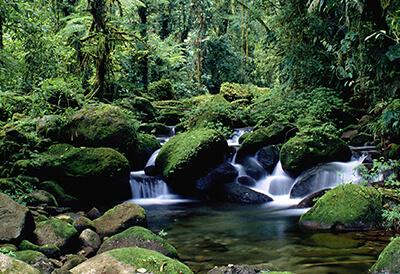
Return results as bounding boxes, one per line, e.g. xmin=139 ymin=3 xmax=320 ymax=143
xmin=236 ymin=157 xmax=266 ymax=180
xmin=0 ymin=193 xmax=35 ymax=243
xmin=308 ymin=233 xmax=362 ymax=249
xmin=70 ymin=247 xmax=193 ymax=274
xmin=196 ymin=163 xmax=238 ymax=192
xmin=370 ymin=237 xmax=400 ymax=274
xmin=299 ymin=184 xmax=382 ymax=231
xmin=72 ymin=216 xmax=95 ymax=233
xmin=296 ymin=189 xmax=330 ymax=208
xmin=255 ymin=145 xmax=280 ymax=173
xmin=0 ymin=253 xmax=40 ymax=274
xmin=237 ymin=176 xmax=257 ymax=187
xmin=93 ymin=202 xmax=147 ymax=238
xmin=98 ymin=226 xmax=177 ymax=258
xmin=33 ymin=218 xmax=78 ymax=252
xmin=223 ymin=183 xmax=272 ymax=204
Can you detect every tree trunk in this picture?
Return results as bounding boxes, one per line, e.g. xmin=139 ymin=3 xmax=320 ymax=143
xmin=0 ymin=13 xmax=3 ymax=49
xmin=138 ymin=5 xmax=149 ymax=90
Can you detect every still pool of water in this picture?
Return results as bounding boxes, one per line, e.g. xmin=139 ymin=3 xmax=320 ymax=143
xmin=141 ymin=201 xmax=390 ymax=274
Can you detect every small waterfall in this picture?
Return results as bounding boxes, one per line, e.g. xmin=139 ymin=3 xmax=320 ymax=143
xmin=130 ymin=171 xmax=170 ymax=199
xmin=227 ymin=127 xmax=252 ymax=147
xmin=145 ymin=149 xmax=161 ymax=168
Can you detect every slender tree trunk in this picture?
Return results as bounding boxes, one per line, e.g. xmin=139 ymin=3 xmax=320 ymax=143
xmin=0 ymin=14 xmax=3 ymax=50
xmin=138 ymin=5 xmax=149 ymax=90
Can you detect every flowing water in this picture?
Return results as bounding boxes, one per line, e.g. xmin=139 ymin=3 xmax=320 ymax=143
xmin=129 ymin=129 xmax=388 ymax=273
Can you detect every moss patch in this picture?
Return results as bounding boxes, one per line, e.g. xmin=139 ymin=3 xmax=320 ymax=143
xmin=281 ymin=127 xmax=352 ymax=176
xmin=299 ymin=184 xmax=382 ymax=230
xmin=98 ymin=226 xmax=177 ymax=257
xmin=370 ymin=237 xmax=400 ymax=273
xmin=155 ymin=128 xmax=227 ymax=191
xmin=108 ymin=247 xmax=192 ymax=274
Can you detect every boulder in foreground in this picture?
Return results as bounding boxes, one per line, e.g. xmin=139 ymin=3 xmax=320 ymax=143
xmin=70 ymin=247 xmax=193 ymax=274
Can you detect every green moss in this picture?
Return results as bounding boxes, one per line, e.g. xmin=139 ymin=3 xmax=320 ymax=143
xmin=115 ymin=97 xmax=157 ymax=122
xmin=138 ymin=122 xmax=171 ymax=136
xmin=14 ymin=250 xmax=45 ymax=264
xmin=308 ymin=233 xmax=362 ymax=249
xmin=281 ymin=127 xmax=351 ymax=176
xmin=299 ymin=184 xmax=382 ymax=230
xmin=65 ymin=104 xmax=138 ymax=154
xmin=36 ymin=218 xmax=78 ymax=241
xmin=220 ymin=82 xmax=252 ymax=102
xmin=19 ymin=240 xmax=60 ymax=258
xmin=148 ymin=79 xmax=175 ymax=101
xmin=101 ymin=226 xmax=177 ymax=257
xmin=155 ymin=128 xmax=227 ymax=186
xmin=108 ymin=247 xmax=193 ymax=274
xmin=370 ymin=237 xmax=400 ymax=273
xmin=238 ymin=122 xmax=297 ymax=157
xmin=0 ymin=253 xmax=40 ymax=274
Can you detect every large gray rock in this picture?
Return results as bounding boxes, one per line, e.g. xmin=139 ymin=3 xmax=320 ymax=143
xmin=223 ymin=183 xmax=273 ymax=204
xmin=0 ymin=193 xmax=35 ymax=243
xmin=33 ymin=218 xmax=78 ymax=251
xmin=0 ymin=253 xmax=40 ymax=274
xmin=93 ymin=202 xmax=147 ymax=238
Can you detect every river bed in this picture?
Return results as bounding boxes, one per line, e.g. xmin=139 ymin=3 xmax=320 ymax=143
xmin=139 ymin=201 xmax=389 ymax=274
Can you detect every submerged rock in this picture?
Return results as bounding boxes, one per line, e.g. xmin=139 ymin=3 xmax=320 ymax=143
xmin=156 ymin=128 xmax=228 ymax=193
xmin=208 ymin=263 xmax=284 ymax=274
xmin=0 ymin=193 xmax=35 ymax=243
xmin=0 ymin=253 xmax=40 ymax=274
xmin=280 ymin=130 xmax=352 ymax=177
xmin=255 ymin=145 xmax=280 ymax=173
xmin=299 ymin=184 xmax=382 ymax=231
xmin=93 ymin=202 xmax=147 ymax=238
xmin=98 ymin=226 xmax=177 ymax=258
xmin=370 ymin=237 xmax=400 ymax=274
xmin=70 ymin=247 xmax=193 ymax=274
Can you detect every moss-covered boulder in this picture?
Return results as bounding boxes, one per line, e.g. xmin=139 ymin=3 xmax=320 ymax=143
xmin=98 ymin=226 xmax=177 ymax=258
xmin=182 ymin=95 xmax=246 ymax=132
xmin=64 ymin=104 xmax=139 ymax=164
xmin=0 ymin=193 xmax=35 ymax=243
xmin=15 ymin=144 xmax=131 ymax=205
xmin=155 ymin=128 xmax=228 ymax=193
xmin=70 ymin=247 xmax=193 ymax=274
xmin=153 ymin=100 xmax=191 ymax=126
xmin=14 ymin=250 xmax=54 ymax=274
xmin=138 ymin=122 xmax=171 ymax=136
xmin=33 ymin=218 xmax=78 ymax=251
xmin=219 ymin=82 xmax=252 ymax=102
xmin=131 ymin=133 xmax=161 ymax=171
xmin=299 ymin=184 xmax=382 ymax=231
xmin=93 ymin=202 xmax=147 ymax=238
xmin=148 ymin=79 xmax=175 ymax=101
xmin=38 ymin=181 xmax=78 ymax=207
xmin=115 ymin=97 xmax=157 ymax=122
xmin=36 ymin=115 xmax=66 ymax=141
xmin=19 ymin=240 xmax=60 ymax=258
xmin=237 ymin=122 xmax=297 ymax=159
xmin=26 ymin=190 xmax=58 ymax=207
xmin=281 ymin=128 xmax=352 ymax=177
xmin=370 ymin=237 xmax=400 ymax=274
xmin=0 ymin=253 xmax=40 ymax=274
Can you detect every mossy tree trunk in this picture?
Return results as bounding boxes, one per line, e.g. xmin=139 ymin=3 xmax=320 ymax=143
xmin=138 ymin=5 xmax=149 ymax=91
